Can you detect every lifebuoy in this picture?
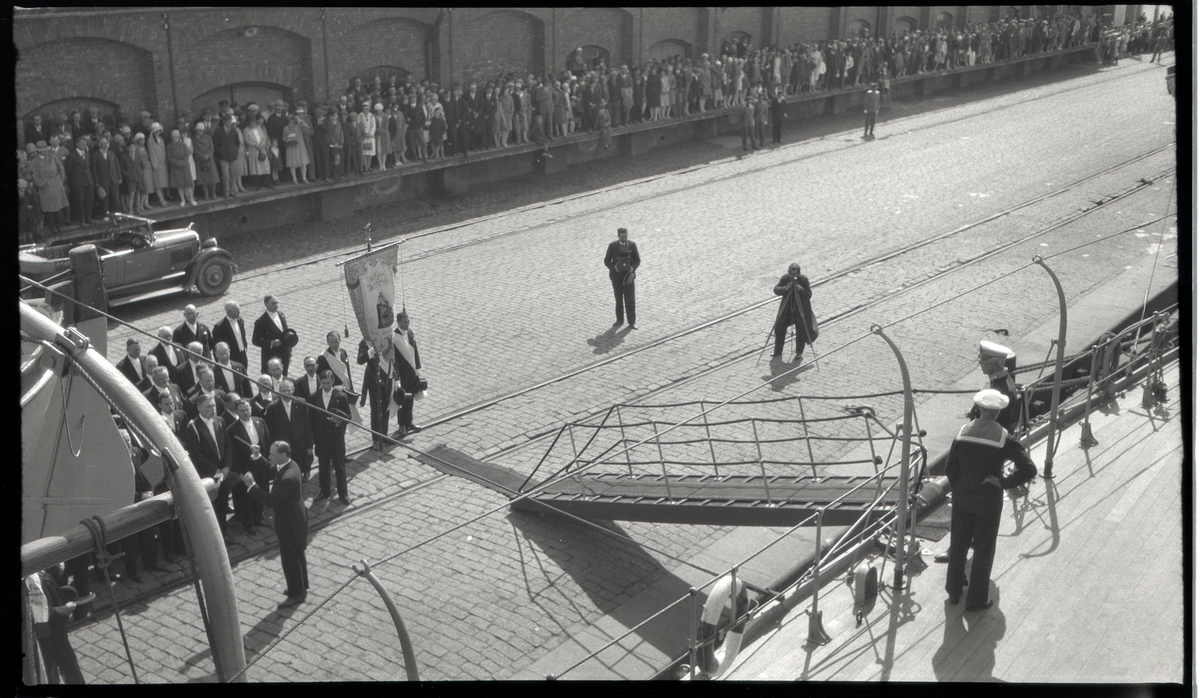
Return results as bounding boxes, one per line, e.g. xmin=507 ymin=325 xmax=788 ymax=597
xmin=853 ymin=562 xmax=879 ymax=627
xmin=696 ymin=574 xmax=750 ymax=678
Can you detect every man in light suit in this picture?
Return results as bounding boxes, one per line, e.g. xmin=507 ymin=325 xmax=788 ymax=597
xmin=309 ymin=371 xmax=351 ymax=504
xmin=212 ymin=300 xmax=250 ymax=369
xmin=173 ymin=305 xmax=213 ymax=359
xmin=266 ymin=378 xmax=315 ymax=481
xmin=182 ymin=394 xmax=232 ymax=539
xmin=252 ymin=294 xmax=293 ymax=374
xmin=243 ymin=441 xmax=309 ymax=607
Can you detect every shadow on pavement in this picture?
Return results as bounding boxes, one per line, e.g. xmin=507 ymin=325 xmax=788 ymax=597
xmin=505 ymin=508 xmax=695 ymax=662
xmin=587 ymin=325 xmax=631 ymax=354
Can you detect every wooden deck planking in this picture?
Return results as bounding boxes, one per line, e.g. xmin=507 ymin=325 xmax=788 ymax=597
xmin=723 ymin=363 xmax=1182 ymax=684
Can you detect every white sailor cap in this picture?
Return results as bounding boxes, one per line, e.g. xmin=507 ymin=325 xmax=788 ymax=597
xmin=973 ymin=388 xmax=1010 ymax=410
xmin=979 ymin=340 xmax=1015 ymax=360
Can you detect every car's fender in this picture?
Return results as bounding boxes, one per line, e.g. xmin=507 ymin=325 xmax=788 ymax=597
xmin=185 ymin=246 xmax=237 ymax=289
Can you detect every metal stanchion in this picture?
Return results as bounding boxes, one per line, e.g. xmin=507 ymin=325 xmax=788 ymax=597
xmin=1032 ymin=255 xmax=1067 ymax=479
xmin=870 ymin=325 xmax=915 ymax=592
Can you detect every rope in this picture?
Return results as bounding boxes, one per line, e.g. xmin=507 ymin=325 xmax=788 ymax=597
xmin=1138 ymin=178 xmax=1175 ymax=325
xmin=79 ymin=516 xmax=139 ymax=684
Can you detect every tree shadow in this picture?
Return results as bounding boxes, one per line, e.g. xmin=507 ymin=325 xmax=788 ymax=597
xmin=587 ymin=326 xmax=632 ymax=355
xmin=505 ymin=508 xmax=696 ymax=661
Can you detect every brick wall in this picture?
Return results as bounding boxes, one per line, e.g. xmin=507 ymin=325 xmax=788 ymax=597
xmin=779 ymin=8 xmax=838 ymax=45
xmin=642 ymin=7 xmax=707 ymax=58
xmin=326 ymin=15 xmax=431 ymax=93
xmin=453 ymin=9 xmax=548 ymax=85
xmin=556 ymin=8 xmax=633 ymax=69
xmin=16 ymin=38 xmax=157 ymax=126
xmin=716 ymin=7 xmax=770 ymax=48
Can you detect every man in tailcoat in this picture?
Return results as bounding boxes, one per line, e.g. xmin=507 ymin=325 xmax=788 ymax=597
xmin=243 ymin=441 xmax=309 ymax=607
xmin=252 ymin=294 xmax=294 ymax=374
xmin=90 ymin=136 xmax=122 ymax=216
xmin=309 ymin=371 xmax=351 ymax=504
xmin=182 ymin=394 xmax=233 ymax=539
xmin=265 ymin=378 xmax=315 ymax=481
xmin=212 ymin=300 xmax=250 ymax=369
xmin=173 ymin=304 xmax=213 ymax=359
xmin=390 ymin=311 xmax=424 ymax=439
xmin=227 ymin=399 xmax=271 ymax=535
xmin=358 ymin=336 xmax=394 ymax=450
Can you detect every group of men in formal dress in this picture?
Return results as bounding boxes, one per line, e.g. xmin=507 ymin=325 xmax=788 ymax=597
xmin=111 ymin=293 xmax=425 ymax=567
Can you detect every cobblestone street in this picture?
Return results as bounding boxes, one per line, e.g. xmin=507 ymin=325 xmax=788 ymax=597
xmin=74 ymin=56 xmax=1178 ymax=681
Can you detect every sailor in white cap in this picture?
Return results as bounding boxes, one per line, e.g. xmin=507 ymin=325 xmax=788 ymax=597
xmin=942 ymin=388 xmax=1037 ymax=612
xmin=969 ymin=339 xmax=1021 ymax=433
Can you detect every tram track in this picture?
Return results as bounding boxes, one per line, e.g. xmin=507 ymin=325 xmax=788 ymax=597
xmin=319 ymin=163 xmax=1176 ymax=522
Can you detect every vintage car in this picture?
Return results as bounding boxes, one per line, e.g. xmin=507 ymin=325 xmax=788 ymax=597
xmin=18 ymin=212 xmax=235 ymax=304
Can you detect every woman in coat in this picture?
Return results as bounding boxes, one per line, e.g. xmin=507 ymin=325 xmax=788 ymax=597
xmin=30 ymin=142 xmax=67 ymax=234
xmin=645 ymin=67 xmax=661 ymax=121
xmin=134 ymin=132 xmax=154 ymax=210
xmin=495 ymin=83 xmax=514 ymax=147
xmin=242 ymin=114 xmax=271 ymax=189
xmin=511 ymin=84 xmax=526 ymax=144
xmin=146 ymin=123 xmax=171 ymax=206
xmin=166 ymin=129 xmax=196 ymax=206
xmin=118 ymin=139 xmax=142 ymax=213
xmin=191 ymin=121 xmax=219 ymax=201
xmin=484 ymin=86 xmax=499 ymax=148
xmin=282 ymin=115 xmax=310 ymax=183
xmin=373 ymin=104 xmax=390 ymax=169
xmin=389 ymin=103 xmax=407 ymax=166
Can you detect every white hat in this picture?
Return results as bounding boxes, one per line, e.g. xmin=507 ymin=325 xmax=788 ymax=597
xmin=978 ymin=340 xmax=1014 ymax=360
xmin=973 ymin=388 xmax=1010 ymax=411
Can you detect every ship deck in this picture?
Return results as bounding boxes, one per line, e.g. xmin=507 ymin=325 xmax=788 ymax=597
xmin=722 ymin=359 xmax=1185 ymax=683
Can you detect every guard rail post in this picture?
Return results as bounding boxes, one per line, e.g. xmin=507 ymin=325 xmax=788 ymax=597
xmin=1033 ymin=255 xmax=1068 ymax=480
xmin=870 ymin=324 xmax=915 ymax=592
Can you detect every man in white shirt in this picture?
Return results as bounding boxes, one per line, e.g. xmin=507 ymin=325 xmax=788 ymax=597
xmin=293 ymin=355 xmax=320 ymax=401
xmin=176 ymin=341 xmax=209 ymax=396
xmin=213 ymin=300 xmax=250 ymax=369
xmin=252 ymin=294 xmax=293 ymax=373
xmin=309 ymin=372 xmax=351 ymax=504
xmin=142 ymin=366 xmax=184 ymax=414
xmin=266 ymin=377 xmax=315 ymax=481
xmin=115 ymin=337 xmax=146 ymax=386
xmin=149 ymin=326 xmax=185 ymax=376
xmin=173 ymin=304 xmax=213 ymax=358
xmin=212 ymin=342 xmax=251 ymax=397
xmin=229 ymin=399 xmax=271 ymax=534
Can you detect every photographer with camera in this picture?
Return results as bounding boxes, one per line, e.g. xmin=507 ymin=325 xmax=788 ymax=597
xmin=772 ymin=262 xmax=819 ymax=363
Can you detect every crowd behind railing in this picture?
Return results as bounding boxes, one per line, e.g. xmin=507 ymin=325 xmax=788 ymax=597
xmin=17 ymin=12 xmax=1172 ymax=245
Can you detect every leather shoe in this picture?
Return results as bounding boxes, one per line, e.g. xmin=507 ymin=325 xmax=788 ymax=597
xmin=965 ymin=601 xmax=993 ymax=612
xmin=405 ymin=423 xmax=422 ymax=433
xmin=314 ymin=493 xmax=330 ymax=502
xmin=393 ymin=427 xmax=407 ymax=439
xmin=934 ymin=552 xmax=950 ymax=563
xmin=279 ymin=596 xmax=305 ymax=608
xmin=338 ymin=496 xmax=351 ymax=506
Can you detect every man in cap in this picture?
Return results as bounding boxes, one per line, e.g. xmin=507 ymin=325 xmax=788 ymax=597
xmin=863 ymin=82 xmax=881 ymax=138
xmin=603 ymin=227 xmax=641 ymax=330
xmin=943 ymin=388 xmax=1037 ymax=611
xmin=971 ymin=340 xmax=1022 ymax=434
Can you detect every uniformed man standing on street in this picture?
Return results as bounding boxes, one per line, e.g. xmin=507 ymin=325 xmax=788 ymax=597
xmin=604 ymin=227 xmax=640 ymax=330
xmin=970 ymin=340 xmax=1022 ymax=434
xmin=772 ymin=262 xmax=819 ymax=363
xmin=944 ymin=389 xmax=1037 ymax=611
xmin=863 ymin=82 xmax=881 ymax=138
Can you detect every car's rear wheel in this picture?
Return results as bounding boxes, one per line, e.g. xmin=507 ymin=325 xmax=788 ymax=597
xmin=196 ymin=257 xmax=233 ymax=296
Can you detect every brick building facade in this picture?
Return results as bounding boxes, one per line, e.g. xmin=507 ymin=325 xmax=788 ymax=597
xmin=14 ymin=6 xmax=1097 ymax=142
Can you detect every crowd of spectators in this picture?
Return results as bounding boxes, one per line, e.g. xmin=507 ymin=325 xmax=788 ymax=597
xmin=19 ymin=11 xmax=1168 ymax=246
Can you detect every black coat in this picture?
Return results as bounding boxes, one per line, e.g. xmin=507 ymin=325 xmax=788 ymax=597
xmin=308 ymin=388 xmax=350 ymax=459
xmin=173 ymin=321 xmax=213 ymax=358
xmin=391 ymin=328 xmax=423 ymax=393
xmin=265 ymin=398 xmax=314 ymax=454
xmin=182 ymin=416 xmax=231 ymax=478
xmin=252 ymin=311 xmax=293 ymax=373
xmin=773 ymin=273 xmax=819 ymax=343
xmin=247 ymin=459 xmax=308 ymax=552
xmin=212 ymin=315 xmax=250 ymax=368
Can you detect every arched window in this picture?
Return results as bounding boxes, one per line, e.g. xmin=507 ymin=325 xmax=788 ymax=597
xmin=580 ymin=45 xmax=610 ymax=71
xmin=355 ymin=66 xmax=412 ymax=89
xmin=648 ymin=38 xmax=691 ymax=61
xmin=192 ymin=82 xmax=293 ymax=116
xmin=936 ymin=12 xmax=955 ymax=30
xmin=26 ymin=98 xmax=119 ymax=134
xmin=894 ymin=16 xmax=917 ymax=35
xmin=847 ymin=20 xmax=870 ymax=39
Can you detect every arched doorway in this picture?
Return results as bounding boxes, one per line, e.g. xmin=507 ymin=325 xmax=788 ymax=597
xmin=936 ymin=11 xmax=955 ymax=30
xmin=847 ymin=20 xmax=871 ymax=39
xmin=648 ymin=39 xmax=691 ymax=61
xmin=24 ymin=98 xmax=120 ymax=135
xmin=579 ymin=45 xmax=610 ymax=71
xmin=894 ymin=16 xmax=917 ymax=35
xmin=191 ymin=82 xmax=293 ymax=116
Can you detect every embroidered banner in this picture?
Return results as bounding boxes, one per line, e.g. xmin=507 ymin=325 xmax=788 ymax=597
xmin=342 ymin=245 xmax=398 ymax=362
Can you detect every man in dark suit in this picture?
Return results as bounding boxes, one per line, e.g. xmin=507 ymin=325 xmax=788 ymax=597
xmin=227 ymin=399 xmax=271 ymax=535
xmin=292 ymin=356 xmax=321 ymax=402
xmin=266 ymin=378 xmax=315 ymax=481
xmin=252 ymin=294 xmax=293 ymax=374
xmin=603 ymin=227 xmax=641 ymax=330
xmin=64 ymin=135 xmax=95 ymax=226
xmin=358 ymin=336 xmax=393 ymax=450
xmin=89 ymin=136 xmax=121 ymax=217
xmin=185 ymin=367 xmax=226 ymax=422
xmin=212 ymin=113 xmax=241 ymax=198
xmin=309 ymin=371 xmax=351 ymax=504
xmin=149 ymin=326 xmax=186 ymax=378
xmin=211 ymin=342 xmax=253 ymax=398
xmin=251 ymin=375 xmax=274 ymax=419
xmin=173 ymin=305 xmax=213 ymax=359
xmin=174 ymin=341 xmax=208 ymax=398
xmin=182 ymin=393 xmax=233 ymax=538
xmin=154 ymin=391 xmax=188 ymax=437
xmin=25 ymin=114 xmax=50 ymax=149
xmin=391 ymin=311 xmax=424 ymax=439
xmin=115 ymin=337 xmax=148 ymax=386
xmin=143 ymin=366 xmax=186 ymax=414
xmin=212 ymin=300 xmax=250 ymax=369
xmin=243 ymin=441 xmax=309 ymax=607
xmin=447 ymin=85 xmax=471 ymax=157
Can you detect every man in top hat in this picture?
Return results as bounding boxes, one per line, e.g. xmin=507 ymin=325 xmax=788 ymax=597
xmin=943 ymin=388 xmax=1037 ymax=611
xmin=971 ymin=340 xmax=1021 ymax=434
